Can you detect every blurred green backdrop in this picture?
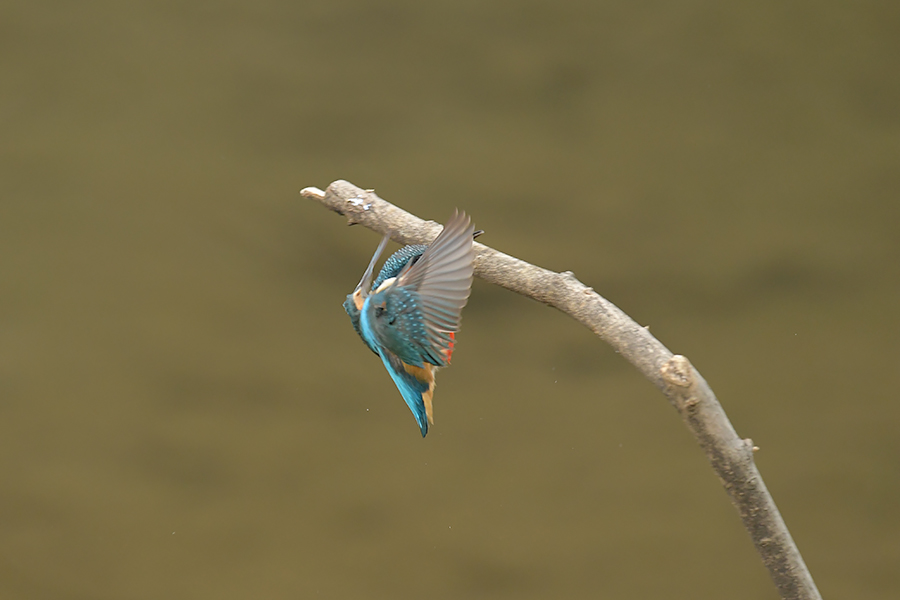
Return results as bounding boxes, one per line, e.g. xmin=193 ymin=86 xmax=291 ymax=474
xmin=1 ymin=2 xmax=898 ymax=599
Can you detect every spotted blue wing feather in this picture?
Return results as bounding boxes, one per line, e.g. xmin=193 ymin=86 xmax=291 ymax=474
xmin=385 ymin=210 xmax=475 ymax=364
xmin=344 ymin=244 xmax=428 ymax=354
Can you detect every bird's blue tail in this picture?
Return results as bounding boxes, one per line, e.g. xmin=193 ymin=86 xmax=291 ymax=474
xmin=380 ymin=351 xmax=435 ymax=437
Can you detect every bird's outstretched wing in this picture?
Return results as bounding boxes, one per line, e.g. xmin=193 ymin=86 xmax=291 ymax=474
xmin=369 ymin=210 xmax=475 ymax=367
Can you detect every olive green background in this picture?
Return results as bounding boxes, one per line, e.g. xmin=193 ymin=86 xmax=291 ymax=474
xmin=1 ymin=2 xmax=898 ymax=599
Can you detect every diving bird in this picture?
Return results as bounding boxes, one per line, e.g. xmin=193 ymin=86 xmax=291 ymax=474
xmin=343 ymin=211 xmax=476 ymax=436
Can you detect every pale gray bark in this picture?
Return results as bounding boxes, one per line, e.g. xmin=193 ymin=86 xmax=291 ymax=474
xmin=301 ymin=180 xmax=822 ymax=600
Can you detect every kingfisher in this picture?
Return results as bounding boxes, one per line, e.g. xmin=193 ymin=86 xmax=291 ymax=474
xmin=343 ymin=211 xmax=477 ymax=436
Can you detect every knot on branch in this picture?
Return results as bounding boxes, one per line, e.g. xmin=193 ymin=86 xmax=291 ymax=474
xmin=332 ymin=182 xmax=380 ymax=224
xmin=661 ymin=355 xmax=694 ymax=388
xmin=744 ymin=438 xmax=761 ymax=455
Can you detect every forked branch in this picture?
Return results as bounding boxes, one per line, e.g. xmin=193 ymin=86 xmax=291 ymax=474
xmin=301 ymin=180 xmax=821 ymax=600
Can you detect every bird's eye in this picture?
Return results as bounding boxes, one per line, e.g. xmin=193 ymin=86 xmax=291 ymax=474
xmin=374 ymin=305 xmax=385 ymax=317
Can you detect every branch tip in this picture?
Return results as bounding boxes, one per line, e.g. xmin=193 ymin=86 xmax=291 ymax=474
xmin=300 ymin=186 xmax=325 ymax=200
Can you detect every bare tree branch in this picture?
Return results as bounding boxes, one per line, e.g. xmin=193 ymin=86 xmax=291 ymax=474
xmin=301 ymin=180 xmax=822 ymax=600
